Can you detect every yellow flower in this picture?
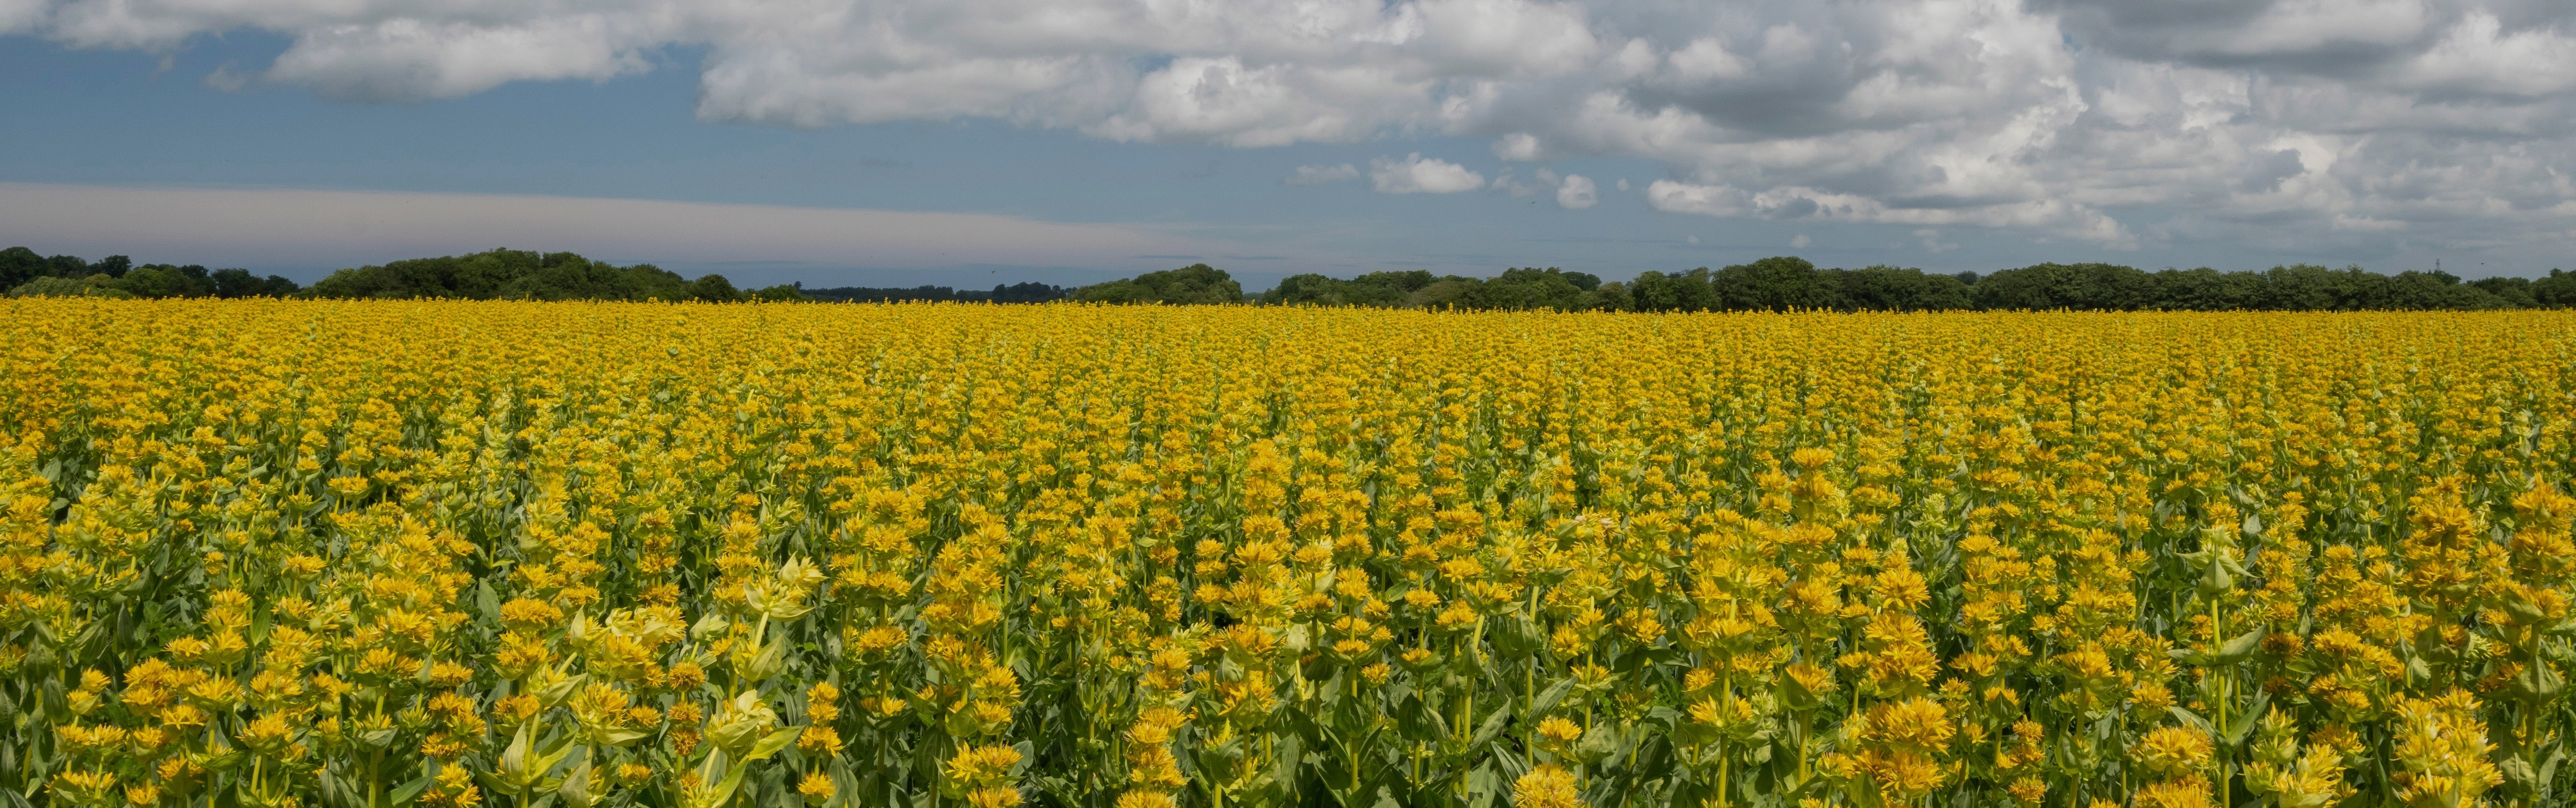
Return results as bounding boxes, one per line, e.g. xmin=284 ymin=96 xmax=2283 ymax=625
xmin=797 ymin=773 xmax=835 ymax=806
xmin=1512 ymin=764 xmax=1584 ymax=808
xmin=2132 ymin=725 xmax=2213 ymax=777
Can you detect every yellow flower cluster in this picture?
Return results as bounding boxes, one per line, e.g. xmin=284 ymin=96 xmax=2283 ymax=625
xmin=5 ymin=298 xmax=2576 ymax=808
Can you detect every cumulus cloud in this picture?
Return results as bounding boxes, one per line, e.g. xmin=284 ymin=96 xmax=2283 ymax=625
xmin=1284 ymin=163 xmax=1360 ymax=185
xmin=1555 ymin=174 xmax=1597 ymax=209
xmin=13 ymin=0 xmax=2576 ymax=255
xmin=1369 ymin=153 xmax=1485 ymax=193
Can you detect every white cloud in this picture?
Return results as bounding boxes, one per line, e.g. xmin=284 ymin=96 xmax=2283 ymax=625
xmin=1914 ymin=229 xmax=1957 ymax=253
xmin=1369 ymin=153 xmax=1485 ymax=193
xmin=1790 ymin=233 xmax=1810 ymax=248
xmin=12 ymin=0 xmax=2576 ymax=257
xmin=1284 ymin=163 xmax=1360 ymax=185
xmin=267 ymin=18 xmax=653 ymax=101
xmin=1555 ymin=174 xmax=1596 ymax=209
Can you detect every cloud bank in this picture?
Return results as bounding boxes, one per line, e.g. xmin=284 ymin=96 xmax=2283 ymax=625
xmin=13 ymin=0 xmax=2576 ymax=255
xmin=1369 ymin=153 xmax=1486 ymax=194
xmin=0 ymin=183 xmax=1211 ymax=273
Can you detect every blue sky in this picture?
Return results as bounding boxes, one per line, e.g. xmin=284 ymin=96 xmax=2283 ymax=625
xmin=6 ymin=0 xmax=2575 ymax=290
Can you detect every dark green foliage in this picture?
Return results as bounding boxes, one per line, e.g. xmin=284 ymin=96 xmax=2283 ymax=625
xmin=1261 ymin=270 xmax=1435 ymax=306
xmin=1072 ymin=263 xmax=1246 ymax=304
xmin=12 ymin=242 xmax=2573 ymax=312
xmin=87 ymin=255 xmax=131 ymax=279
xmin=1710 ymin=256 xmax=1841 ymax=311
xmin=1246 ymin=257 xmax=2562 ymax=312
xmin=113 ymin=264 xmax=202 ymax=298
xmin=690 ymin=274 xmax=743 ymax=303
xmin=2473 ymin=276 xmax=2538 ymax=308
xmin=1479 ymin=267 xmax=1598 ymax=310
xmin=1629 ymin=268 xmax=1721 ymax=311
xmin=749 ymin=282 xmax=810 ymax=302
xmin=2532 ymin=270 xmax=2576 ymax=306
xmin=0 ymin=247 xmax=49 ymax=288
xmin=209 ymin=268 xmax=303 ymax=298
xmin=1257 ymin=267 xmax=1626 ymax=310
xmin=305 ymin=249 xmax=737 ymax=301
xmin=1836 ymin=265 xmax=1975 ymax=311
xmin=805 ymin=282 xmax=1071 ymax=304
xmin=3 ymin=247 xmax=303 ymax=298
xmin=1970 ymin=262 xmax=2160 ymax=311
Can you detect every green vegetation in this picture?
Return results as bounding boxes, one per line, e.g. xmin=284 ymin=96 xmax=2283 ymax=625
xmin=302 ymin=249 xmax=801 ymax=301
xmin=0 ymin=246 xmax=299 ymax=299
xmin=17 ymin=242 xmax=2576 ymax=311
xmin=1069 ymin=263 xmax=1245 ymax=304
xmin=804 ymin=281 xmax=1071 ymax=303
xmin=1258 ymin=256 xmax=2576 ymax=311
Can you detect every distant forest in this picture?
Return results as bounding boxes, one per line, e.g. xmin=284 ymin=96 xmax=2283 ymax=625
xmin=803 ymin=282 xmax=1071 ymax=304
xmin=10 ymin=245 xmax=2574 ymax=311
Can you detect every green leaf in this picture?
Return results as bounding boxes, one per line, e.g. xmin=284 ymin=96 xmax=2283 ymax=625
xmin=598 ymin=728 xmax=654 ymax=746
xmin=745 ymin=727 xmax=802 ymax=762
xmin=2215 ymin=628 xmax=2263 ymax=664
xmin=1469 ymin=703 xmax=1514 ymax=748
xmin=1575 ymin=723 xmax=1621 ymax=764
xmin=497 ymin=724 xmax=537 ymax=783
xmin=1529 ymin=678 xmax=1574 ymax=718
xmin=557 ymin=759 xmax=594 ymax=807
xmin=390 ymin=773 xmax=436 ymax=807
xmin=2223 ymin=690 xmax=2270 ymax=746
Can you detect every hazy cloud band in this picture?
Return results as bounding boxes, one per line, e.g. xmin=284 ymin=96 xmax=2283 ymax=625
xmin=0 ymin=182 xmax=1208 ymax=273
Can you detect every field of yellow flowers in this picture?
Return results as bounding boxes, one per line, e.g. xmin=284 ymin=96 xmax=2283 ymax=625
xmin=5 ymin=299 xmax=2575 ymax=808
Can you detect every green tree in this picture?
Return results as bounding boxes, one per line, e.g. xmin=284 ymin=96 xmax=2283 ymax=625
xmin=749 ymin=282 xmax=809 ymax=302
xmin=1629 ymin=269 xmax=1719 ymax=311
xmin=208 ymin=268 xmax=301 ymax=298
xmin=1972 ymin=262 xmax=2156 ymax=310
xmin=1585 ymin=280 xmax=1635 ymax=311
xmin=308 ymin=249 xmax=738 ymax=301
xmin=2152 ymin=267 xmax=2264 ymax=311
xmin=8 ymin=275 xmax=129 ymax=298
xmin=2472 ymin=276 xmax=2537 ymax=308
xmin=1711 ymin=256 xmax=1843 ymax=311
xmin=2531 ymin=270 xmax=2576 ymax=306
xmin=0 ymin=247 xmax=50 ymax=288
xmin=691 ymin=274 xmax=744 ymax=302
xmin=1834 ymin=266 xmax=1973 ymax=311
xmin=1073 ymin=264 xmax=1245 ymax=304
xmin=1480 ymin=267 xmax=1591 ymax=310
xmin=1403 ymin=278 xmax=1485 ymax=308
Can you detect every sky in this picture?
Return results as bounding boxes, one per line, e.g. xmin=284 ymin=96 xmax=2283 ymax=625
xmin=4 ymin=0 xmax=2575 ymax=291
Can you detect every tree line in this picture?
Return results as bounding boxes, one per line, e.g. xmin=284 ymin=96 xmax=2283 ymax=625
xmin=292 ymin=249 xmax=811 ymax=302
xmin=804 ymin=281 xmax=1071 ymax=304
xmin=1 ymin=247 xmax=302 ymax=299
xmin=15 ymin=245 xmax=2576 ymax=311
xmin=0 ymin=247 xmax=808 ymax=302
xmin=1221 ymin=257 xmax=2576 ymax=311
